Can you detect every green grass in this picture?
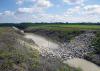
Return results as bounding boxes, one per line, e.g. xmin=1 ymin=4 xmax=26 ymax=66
xmin=25 ymin=24 xmax=95 ymax=43
xmin=28 ymin=24 xmax=100 ymax=30
xmin=91 ymin=31 xmax=100 ymax=54
xmin=0 ymin=27 xmax=40 ymax=71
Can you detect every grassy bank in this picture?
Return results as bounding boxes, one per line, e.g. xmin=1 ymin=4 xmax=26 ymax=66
xmin=0 ymin=27 xmax=82 ymax=71
xmin=91 ymin=31 xmax=100 ymax=54
xmin=0 ymin=27 xmax=40 ymax=71
xmin=25 ymin=24 xmax=100 ymax=30
xmin=25 ymin=24 xmax=96 ymax=43
xmin=23 ymin=24 xmax=100 ymax=66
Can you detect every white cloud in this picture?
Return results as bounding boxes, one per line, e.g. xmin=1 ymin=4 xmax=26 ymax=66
xmin=63 ymin=0 xmax=84 ymax=5
xmin=16 ymin=0 xmax=53 ymax=14
xmin=65 ymin=6 xmax=81 ymax=15
xmin=16 ymin=0 xmax=53 ymax=8
xmin=16 ymin=0 xmax=36 ymax=5
xmin=0 ymin=13 xmax=2 ymax=15
xmin=16 ymin=0 xmax=24 ymax=5
xmin=84 ymin=5 xmax=100 ymax=15
xmin=17 ymin=8 xmax=34 ymax=13
xmin=16 ymin=0 xmax=53 ymax=16
xmin=3 ymin=11 xmax=15 ymax=16
xmin=36 ymin=0 xmax=53 ymax=8
xmin=0 ymin=11 xmax=100 ymax=23
xmin=65 ymin=5 xmax=100 ymax=16
xmin=17 ymin=7 xmax=43 ymax=14
xmin=63 ymin=5 xmax=100 ymax=22
xmin=1 ymin=0 xmax=100 ymax=23
xmin=35 ymin=14 xmax=66 ymax=22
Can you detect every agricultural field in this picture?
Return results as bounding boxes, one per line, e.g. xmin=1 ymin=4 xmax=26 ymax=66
xmin=27 ymin=24 xmax=100 ymax=30
xmin=24 ymin=24 xmax=100 ymax=43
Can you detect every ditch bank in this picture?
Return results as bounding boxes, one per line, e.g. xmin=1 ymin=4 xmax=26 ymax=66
xmin=23 ymin=29 xmax=100 ymax=66
xmin=24 ymin=32 xmax=100 ymax=71
xmin=14 ymin=27 xmax=100 ymax=69
xmin=24 ymin=29 xmax=85 ymax=43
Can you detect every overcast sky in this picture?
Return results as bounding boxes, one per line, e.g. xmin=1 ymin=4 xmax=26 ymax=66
xmin=0 ymin=0 xmax=100 ymax=23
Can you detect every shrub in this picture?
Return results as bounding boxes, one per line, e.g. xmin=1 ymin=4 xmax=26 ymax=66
xmin=91 ymin=31 xmax=100 ymax=54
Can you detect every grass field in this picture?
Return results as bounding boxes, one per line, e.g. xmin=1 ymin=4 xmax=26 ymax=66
xmin=27 ymin=24 xmax=100 ymax=31
xmin=24 ymin=24 xmax=100 ymax=43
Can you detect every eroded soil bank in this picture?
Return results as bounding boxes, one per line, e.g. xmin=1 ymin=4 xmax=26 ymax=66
xmin=24 ymin=29 xmax=100 ymax=65
xmin=24 ymin=31 xmax=100 ymax=71
xmin=15 ymin=26 xmax=100 ymax=71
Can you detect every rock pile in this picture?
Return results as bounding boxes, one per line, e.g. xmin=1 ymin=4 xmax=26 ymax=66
xmin=38 ymin=31 xmax=95 ymax=61
xmin=25 ymin=31 xmax=96 ymax=62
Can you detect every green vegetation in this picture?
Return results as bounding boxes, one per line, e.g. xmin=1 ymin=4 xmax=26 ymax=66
xmin=26 ymin=28 xmax=84 ymax=43
xmin=28 ymin=24 xmax=100 ymax=30
xmin=24 ymin=24 xmax=86 ymax=43
xmin=91 ymin=31 xmax=100 ymax=54
xmin=0 ymin=27 xmax=40 ymax=71
xmin=58 ymin=65 xmax=82 ymax=71
xmin=0 ymin=27 xmax=82 ymax=71
xmin=1 ymin=23 xmax=100 ymax=30
xmin=0 ymin=24 xmax=99 ymax=70
xmin=23 ymin=24 xmax=100 ymax=43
